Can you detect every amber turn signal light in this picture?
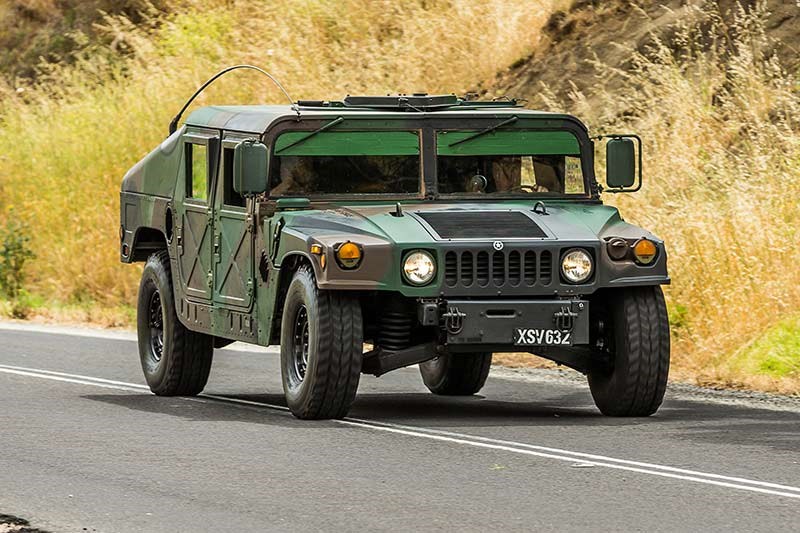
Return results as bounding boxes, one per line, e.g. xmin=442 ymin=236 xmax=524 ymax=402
xmin=336 ymin=242 xmax=362 ymax=269
xmin=633 ymin=239 xmax=657 ymax=265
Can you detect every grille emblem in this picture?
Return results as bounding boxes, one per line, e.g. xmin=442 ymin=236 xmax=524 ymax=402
xmin=492 ymin=241 xmax=504 ymax=251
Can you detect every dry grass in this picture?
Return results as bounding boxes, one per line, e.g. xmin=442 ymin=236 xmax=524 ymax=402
xmin=1 ymin=0 xmax=798 ymax=393
xmin=492 ymin=352 xmax=557 ymax=369
xmin=530 ymin=2 xmax=800 ymax=390
xmin=0 ymin=0 xmax=564 ymax=306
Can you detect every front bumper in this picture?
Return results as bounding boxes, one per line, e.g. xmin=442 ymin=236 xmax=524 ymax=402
xmin=433 ymin=299 xmax=590 ymax=350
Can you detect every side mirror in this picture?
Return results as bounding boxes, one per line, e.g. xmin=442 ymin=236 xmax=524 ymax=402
xmin=233 ymin=139 xmax=269 ymax=196
xmin=605 ymin=135 xmax=642 ymax=192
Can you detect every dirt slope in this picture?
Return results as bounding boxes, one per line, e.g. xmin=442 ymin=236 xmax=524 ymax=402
xmin=0 ymin=0 xmax=170 ymax=82
xmin=483 ymin=0 xmax=798 ymax=109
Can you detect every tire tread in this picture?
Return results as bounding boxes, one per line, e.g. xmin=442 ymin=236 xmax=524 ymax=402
xmin=139 ymin=251 xmax=213 ymax=397
xmin=420 ymin=352 xmax=492 ymax=396
xmin=282 ymin=267 xmax=362 ymax=419
xmin=588 ymin=286 xmax=670 ymax=416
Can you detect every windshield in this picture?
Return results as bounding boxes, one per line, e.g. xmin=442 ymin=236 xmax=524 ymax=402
xmin=436 ymin=129 xmax=586 ymax=196
xmin=270 ymin=130 xmax=420 ymax=196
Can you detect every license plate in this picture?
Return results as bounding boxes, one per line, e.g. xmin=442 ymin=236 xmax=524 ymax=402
xmin=514 ymin=328 xmax=572 ymax=346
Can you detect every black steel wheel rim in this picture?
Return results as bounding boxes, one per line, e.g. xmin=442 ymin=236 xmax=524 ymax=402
xmin=148 ymin=289 xmax=164 ymax=364
xmin=289 ymin=305 xmax=310 ymax=389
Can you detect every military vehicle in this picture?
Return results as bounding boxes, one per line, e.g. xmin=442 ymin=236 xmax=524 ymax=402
xmin=120 ymin=66 xmax=670 ymax=420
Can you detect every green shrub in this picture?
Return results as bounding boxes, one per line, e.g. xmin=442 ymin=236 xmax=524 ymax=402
xmin=733 ymin=315 xmax=800 ymax=379
xmin=0 ymin=213 xmax=36 ymax=299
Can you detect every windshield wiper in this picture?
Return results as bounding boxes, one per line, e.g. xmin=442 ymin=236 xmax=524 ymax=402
xmin=447 ymin=115 xmax=518 ymax=148
xmin=274 ymin=116 xmax=344 ymax=155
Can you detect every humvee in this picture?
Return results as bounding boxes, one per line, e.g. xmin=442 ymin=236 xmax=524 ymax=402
xmin=120 ymin=69 xmax=670 ymax=420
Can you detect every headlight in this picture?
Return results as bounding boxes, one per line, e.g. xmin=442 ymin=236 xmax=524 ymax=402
xmin=561 ymin=248 xmax=593 ymax=284
xmin=403 ymin=250 xmax=436 ymax=286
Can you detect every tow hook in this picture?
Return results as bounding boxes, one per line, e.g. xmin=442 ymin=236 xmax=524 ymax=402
xmin=553 ymin=306 xmax=578 ymax=331
xmin=442 ymin=306 xmax=466 ymax=335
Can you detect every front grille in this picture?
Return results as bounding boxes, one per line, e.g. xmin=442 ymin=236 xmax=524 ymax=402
xmin=540 ymin=250 xmax=553 ymax=284
xmin=418 ymin=211 xmax=547 ymax=239
xmin=444 ymin=249 xmax=554 ymax=290
xmin=508 ymin=251 xmax=521 ymax=285
xmin=524 ymin=251 xmax=536 ymax=283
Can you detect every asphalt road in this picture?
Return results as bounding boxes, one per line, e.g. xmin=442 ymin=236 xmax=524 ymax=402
xmin=1 ymin=323 xmax=799 ymax=533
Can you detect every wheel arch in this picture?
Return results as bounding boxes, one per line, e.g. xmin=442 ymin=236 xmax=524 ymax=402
xmin=130 ymin=226 xmax=169 ymax=262
xmin=270 ymin=252 xmax=316 ymax=342
xmin=120 ymin=192 xmax=173 ymax=263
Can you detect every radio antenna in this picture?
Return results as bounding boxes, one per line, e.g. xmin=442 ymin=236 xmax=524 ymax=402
xmin=168 ymin=64 xmax=298 ymax=135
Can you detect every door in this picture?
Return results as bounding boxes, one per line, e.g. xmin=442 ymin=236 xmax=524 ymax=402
xmin=177 ymin=132 xmax=219 ymax=302
xmin=212 ymin=141 xmax=255 ymax=309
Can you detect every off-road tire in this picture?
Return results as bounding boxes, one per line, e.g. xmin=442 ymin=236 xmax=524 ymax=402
xmin=280 ymin=266 xmax=362 ymax=419
xmin=588 ymin=286 xmax=670 ymax=417
xmin=137 ymin=251 xmax=214 ymax=396
xmin=419 ymin=352 xmax=492 ymax=395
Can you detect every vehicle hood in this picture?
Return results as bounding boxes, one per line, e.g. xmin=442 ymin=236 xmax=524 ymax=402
xmin=282 ymin=201 xmax=658 ymax=246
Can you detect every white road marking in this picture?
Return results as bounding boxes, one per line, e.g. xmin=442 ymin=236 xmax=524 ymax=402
xmin=342 ymin=416 xmax=800 ymax=494
xmin=0 ymin=321 xmax=277 ymax=353
xmin=0 ymin=321 xmax=137 ymax=341
xmin=2 ymin=364 xmax=800 ymax=500
xmin=0 ymin=366 xmax=144 ymax=392
xmin=0 ymin=365 xmax=150 ymax=389
xmin=336 ymin=420 xmax=800 ymax=500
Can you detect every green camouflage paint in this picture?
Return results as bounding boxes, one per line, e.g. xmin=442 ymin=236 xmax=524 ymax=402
xmin=120 ymin=98 xmax=669 ymax=347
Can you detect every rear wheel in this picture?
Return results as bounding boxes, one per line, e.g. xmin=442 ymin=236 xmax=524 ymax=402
xmin=137 ymin=251 xmax=214 ymax=396
xmin=588 ymin=286 xmax=670 ymax=417
xmin=419 ymin=352 xmax=492 ymax=395
xmin=280 ymin=266 xmax=362 ymax=419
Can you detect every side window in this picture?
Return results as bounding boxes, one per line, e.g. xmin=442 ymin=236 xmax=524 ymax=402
xmin=221 ymin=147 xmax=246 ymax=207
xmin=186 ymin=143 xmax=209 ymax=201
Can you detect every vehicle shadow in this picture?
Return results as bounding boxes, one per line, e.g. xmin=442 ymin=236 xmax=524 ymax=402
xmin=84 ymin=388 xmax=800 ymax=452
xmin=84 ymin=389 xmax=606 ymax=430
xmin=83 ymin=393 xmax=307 ymax=429
xmin=206 ymin=391 xmax=800 ymax=452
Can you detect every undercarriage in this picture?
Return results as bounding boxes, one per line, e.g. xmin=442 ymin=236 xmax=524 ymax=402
xmin=360 ymin=292 xmax=596 ymax=377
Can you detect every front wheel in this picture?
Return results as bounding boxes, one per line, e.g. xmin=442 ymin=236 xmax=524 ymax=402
xmin=588 ymin=286 xmax=670 ymax=417
xmin=137 ymin=251 xmax=214 ymax=396
xmin=280 ymin=266 xmax=363 ymax=419
xmin=419 ymin=352 xmax=492 ymax=395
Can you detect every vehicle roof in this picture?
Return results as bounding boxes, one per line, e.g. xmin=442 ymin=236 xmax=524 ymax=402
xmin=184 ymin=100 xmax=585 ymax=135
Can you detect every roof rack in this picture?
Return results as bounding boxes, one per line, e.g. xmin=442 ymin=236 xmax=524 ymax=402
xmin=344 ymin=94 xmax=458 ymax=110
xmin=295 ymin=94 xmax=521 ymax=111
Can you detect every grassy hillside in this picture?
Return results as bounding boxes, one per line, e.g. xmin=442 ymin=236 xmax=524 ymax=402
xmin=0 ymin=0 xmax=563 ymax=318
xmin=0 ymin=0 xmax=798 ymax=391
xmin=0 ymin=1 xmax=170 ymax=81
xmin=488 ymin=0 xmax=800 ymax=391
